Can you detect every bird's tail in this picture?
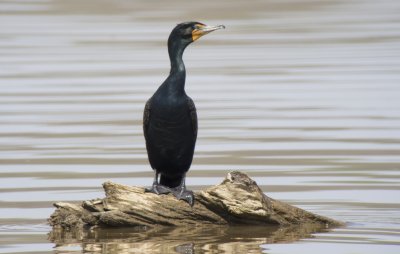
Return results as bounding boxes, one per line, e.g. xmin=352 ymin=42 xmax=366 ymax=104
xmin=160 ymin=174 xmax=182 ymax=188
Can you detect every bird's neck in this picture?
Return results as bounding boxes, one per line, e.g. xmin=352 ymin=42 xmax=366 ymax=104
xmin=166 ymin=41 xmax=187 ymax=93
xmin=169 ymin=43 xmax=186 ymax=73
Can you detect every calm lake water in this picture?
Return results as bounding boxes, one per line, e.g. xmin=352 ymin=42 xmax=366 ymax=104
xmin=1 ymin=0 xmax=400 ymax=253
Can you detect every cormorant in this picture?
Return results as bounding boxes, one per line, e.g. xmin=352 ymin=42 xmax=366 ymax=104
xmin=143 ymin=22 xmax=225 ymax=206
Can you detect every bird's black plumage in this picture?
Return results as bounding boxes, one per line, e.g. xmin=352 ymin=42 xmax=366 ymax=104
xmin=143 ymin=22 xmax=224 ymax=206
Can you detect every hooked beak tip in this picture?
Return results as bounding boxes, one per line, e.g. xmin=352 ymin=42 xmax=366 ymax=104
xmin=203 ymin=24 xmax=226 ymax=32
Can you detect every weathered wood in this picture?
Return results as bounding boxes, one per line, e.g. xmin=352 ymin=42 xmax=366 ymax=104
xmin=48 ymin=171 xmax=343 ymax=230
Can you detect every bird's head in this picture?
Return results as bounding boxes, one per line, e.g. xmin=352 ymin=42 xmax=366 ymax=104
xmin=168 ymin=21 xmax=225 ymax=48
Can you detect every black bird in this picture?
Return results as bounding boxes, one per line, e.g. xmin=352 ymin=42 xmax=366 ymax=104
xmin=143 ymin=22 xmax=224 ymax=206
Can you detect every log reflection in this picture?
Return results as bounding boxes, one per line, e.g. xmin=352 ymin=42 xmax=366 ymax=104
xmin=49 ymin=223 xmax=328 ymax=253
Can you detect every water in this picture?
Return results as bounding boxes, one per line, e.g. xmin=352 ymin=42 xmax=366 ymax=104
xmin=1 ymin=0 xmax=400 ymax=253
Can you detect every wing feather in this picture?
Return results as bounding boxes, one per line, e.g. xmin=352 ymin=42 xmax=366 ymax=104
xmin=143 ymin=99 xmax=151 ymax=141
xmin=187 ymin=97 xmax=198 ymax=138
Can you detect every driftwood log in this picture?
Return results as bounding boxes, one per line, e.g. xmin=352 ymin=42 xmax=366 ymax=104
xmin=49 ymin=171 xmax=342 ymax=230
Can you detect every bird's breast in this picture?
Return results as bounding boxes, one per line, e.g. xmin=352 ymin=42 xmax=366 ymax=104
xmin=150 ymin=96 xmax=191 ymax=129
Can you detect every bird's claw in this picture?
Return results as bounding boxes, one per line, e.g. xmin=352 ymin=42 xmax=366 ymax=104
xmin=145 ymin=181 xmax=195 ymax=207
xmin=174 ymin=188 xmax=195 ymax=207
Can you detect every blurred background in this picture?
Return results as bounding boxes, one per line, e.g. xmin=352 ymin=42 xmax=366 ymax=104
xmin=0 ymin=0 xmax=400 ymax=253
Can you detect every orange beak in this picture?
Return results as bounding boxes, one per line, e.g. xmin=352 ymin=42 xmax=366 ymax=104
xmin=192 ymin=24 xmax=225 ymax=41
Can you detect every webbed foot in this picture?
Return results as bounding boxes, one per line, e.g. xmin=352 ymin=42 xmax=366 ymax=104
xmin=145 ymin=171 xmax=173 ymax=195
xmin=173 ymin=187 xmax=194 ymax=207
xmin=146 ymin=172 xmax=194 ymax=206
xmin=145 ymin=183 xmax=172 ymax=195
